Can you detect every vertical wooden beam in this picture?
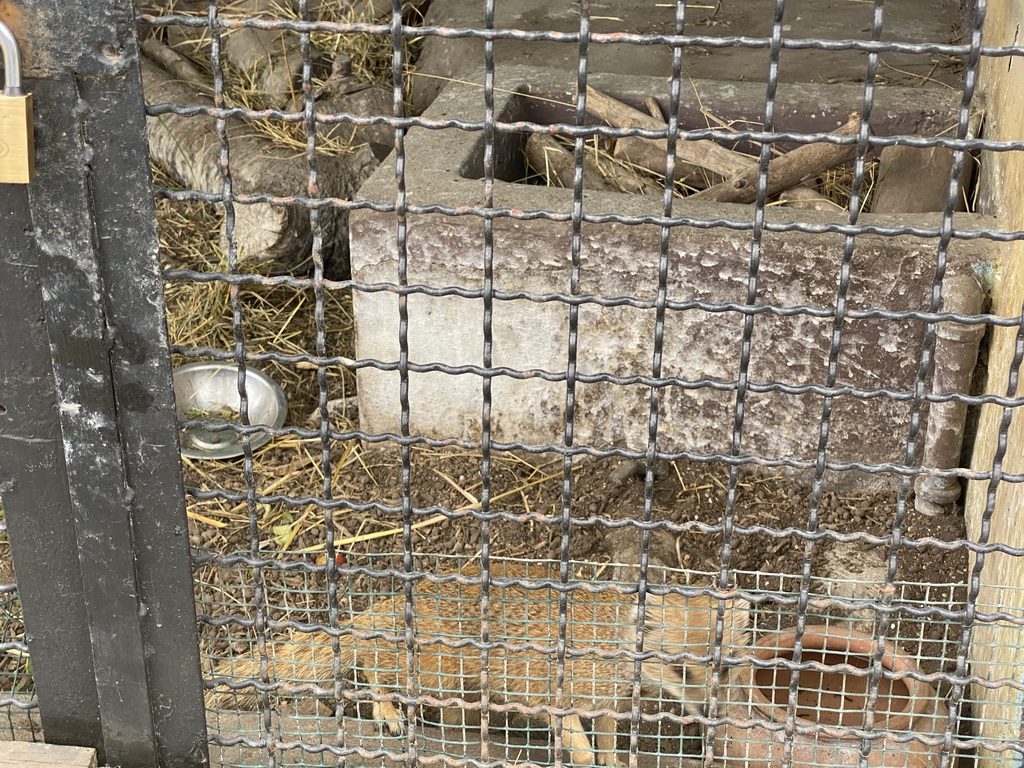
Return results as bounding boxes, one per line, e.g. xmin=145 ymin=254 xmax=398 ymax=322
xmin=965 ymin=1 xmax=1024 ymax=764
xmin=0 ymin=1 xmax=209 ymax=765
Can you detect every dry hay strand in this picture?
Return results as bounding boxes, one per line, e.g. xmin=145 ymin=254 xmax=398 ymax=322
xmin=224 ymin=65 xmax=359 ymax=157
xmin=153 ymin=0 xmax=419 ymax=132
xmin=157 ymin=164 xmax=357 ymax=421
xmin=218 ymin=0 xmax=417 ymax=155
xmin=154 ymin=159 xmax=359 ymax=549
xmin=267 ymin=0 xmax=423 ymax=89
xmin=817 ymin=157 xmax=880 ymax=213
xmin=525 ymin=133 xmax=707 ymax=197
xmin=184 ymin=434 xmax=363 ymax=553
xmin=183 ymin=442 xmax=584 ymax=562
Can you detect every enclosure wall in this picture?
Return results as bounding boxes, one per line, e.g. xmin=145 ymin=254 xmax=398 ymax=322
xmin=966 ymin=0 xmax=1024 ymax=762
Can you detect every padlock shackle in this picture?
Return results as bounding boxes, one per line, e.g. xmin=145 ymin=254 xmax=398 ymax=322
xmin=0 ymin=19 xmax=22 ymax=97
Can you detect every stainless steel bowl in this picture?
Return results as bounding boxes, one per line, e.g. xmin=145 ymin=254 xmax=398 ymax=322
xmin=173 ymin=361 xmax=288 ymax=459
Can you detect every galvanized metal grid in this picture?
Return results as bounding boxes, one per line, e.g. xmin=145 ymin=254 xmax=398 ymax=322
xmin=133 ymin=1 xmax=1024 ymax=768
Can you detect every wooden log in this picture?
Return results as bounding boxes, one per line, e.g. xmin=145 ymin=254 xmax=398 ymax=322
xmin=525 ymin=134 xmax=661 ymax=195
xmin=144 ymin=40 xmax=391 ymax=156
xmin=140 ymin=0 xmax=314 ymax=109
xmin=589 ymin=86 xmax=832 ymax=205
xmin=644 ymin=96 xmax=664 ymax=121
xmin=139 ymin=37 xmax=209 ymax=93
xmin=589 ymin=85 xmax=750 ymax=179
xmin=690 ymin=113 xmax=865 ymax=204
xmin=585 ymin=143 xmax=663 ymax=196
xmin=138 ymin=0 xmax=430 ymax=14
xmin=141 ymin=1 xmax=303 ymax=105
xmin=612 ymin=135 xmax=722 ymax=189
xmin=524 ymin=134 xmax=619 ymax=191
xmin=222 ymin=0 xmax=307 ymax=109
xmin=142 ymin=52 xmax=378 ymax=277
xmin=525 ymin=133 xmax=577 ymax=188
xmin=316 ymin=55 xmax=394 ymax=155
xmin=139 ymin=0 xmax=433 ymax=115
xmin=871 ymin=144 xmax=958 ymax=214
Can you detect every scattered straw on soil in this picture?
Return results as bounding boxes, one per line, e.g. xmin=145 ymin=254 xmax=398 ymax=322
xmin=187 ymin=443 xmax=970 ymax=670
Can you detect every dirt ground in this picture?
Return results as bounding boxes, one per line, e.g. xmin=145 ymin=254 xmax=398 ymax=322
xmin=191 ymin=445 xmax=973 ymax=766
xmin=188 ymin=444 xmax=970 ymax=671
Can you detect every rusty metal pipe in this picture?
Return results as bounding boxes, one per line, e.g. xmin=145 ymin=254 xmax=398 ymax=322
xmin=915 ymin=274 xmax=986 ymax=515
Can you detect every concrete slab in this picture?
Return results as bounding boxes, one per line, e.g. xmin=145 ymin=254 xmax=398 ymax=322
xmin=350 ymin=68 xmax=993 ymax=490
xmin=411 ymin=0 xmax=963 ymax=110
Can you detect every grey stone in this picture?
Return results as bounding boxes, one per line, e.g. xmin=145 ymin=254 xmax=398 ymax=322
xmin=411 ymin=0 xmax=962 ymax=111
xmin=350 ymin=68 xmax=993 ymax=491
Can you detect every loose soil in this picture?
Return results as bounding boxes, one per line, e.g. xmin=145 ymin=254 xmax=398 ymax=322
xmin=189 ymin=445 xmax=970 ymax=674
xmin=191 ymin=446 xmax=974 ymax=764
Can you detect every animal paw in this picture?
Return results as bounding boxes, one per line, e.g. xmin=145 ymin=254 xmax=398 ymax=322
xmin=373 ymin=700 xmax=406 ymax=736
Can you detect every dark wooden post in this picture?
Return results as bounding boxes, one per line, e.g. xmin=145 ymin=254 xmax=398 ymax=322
xmin=0 ymin=2 xmax=208 ymax=766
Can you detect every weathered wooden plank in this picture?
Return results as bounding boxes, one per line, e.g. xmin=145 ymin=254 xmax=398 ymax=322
xmin=965 ymin=3 xmax=1024 ymax=768
xmin=0 ymin=741 xmax=97 ymax=768
xmin=1 ymin=2 xmax=210 ymax=766
xmin=872 ymin=144 xmax=957 ymax=214
xmin=0 ymin=125 xmax=104 ymax=758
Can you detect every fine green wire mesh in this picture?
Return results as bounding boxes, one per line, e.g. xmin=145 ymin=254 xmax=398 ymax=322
xmin=197 ymin=551 xmax=1015 ymax=768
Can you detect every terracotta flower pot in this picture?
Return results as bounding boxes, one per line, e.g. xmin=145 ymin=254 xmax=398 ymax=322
xmin=716 ymin=626 xmax=950 ymax=768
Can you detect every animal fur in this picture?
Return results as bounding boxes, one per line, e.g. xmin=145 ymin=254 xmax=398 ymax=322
xmin=206 ymin=561 xmax=749 ymax=767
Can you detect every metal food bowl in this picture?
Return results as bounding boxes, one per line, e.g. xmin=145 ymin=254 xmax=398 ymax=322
xmin=173 ymin=361 xmax=288 ymax=460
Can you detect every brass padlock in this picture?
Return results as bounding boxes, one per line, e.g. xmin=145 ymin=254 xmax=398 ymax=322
xmin=0 ymin=19 xmax=34 ymax=184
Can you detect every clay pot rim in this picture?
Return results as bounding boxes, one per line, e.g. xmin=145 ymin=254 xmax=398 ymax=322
xmin=738 ymin=625 xmax=929 ymax=731
xmin=750 ymin=625 xmax=907 ymax=664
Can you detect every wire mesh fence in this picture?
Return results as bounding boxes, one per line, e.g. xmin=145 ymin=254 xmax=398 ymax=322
xmin=194 ymin=552 xmax=1002 ymax=768
xmin=132 ymin=0 xmax=1024 ymax=765
xmin=4 ymin=0 xmax=1024 ymax=766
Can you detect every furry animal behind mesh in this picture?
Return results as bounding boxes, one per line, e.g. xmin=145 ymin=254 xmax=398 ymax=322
xmin=207 ymin=560 xmax=749 ymax=768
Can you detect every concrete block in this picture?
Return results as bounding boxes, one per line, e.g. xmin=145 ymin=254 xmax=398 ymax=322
xmin=350 ymin=68 xmax=993 ymax=490
xmin=817 ymin=541 xmax=892 ymax=633
xmin=410 ymin=0 xmax=962 ymax=110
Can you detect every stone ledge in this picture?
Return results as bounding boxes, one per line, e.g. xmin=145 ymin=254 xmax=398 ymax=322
xmin=410 ymin=0 xmax=963 ymax=110
xmin=351 ymin=67 xmax=993 ymax=490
